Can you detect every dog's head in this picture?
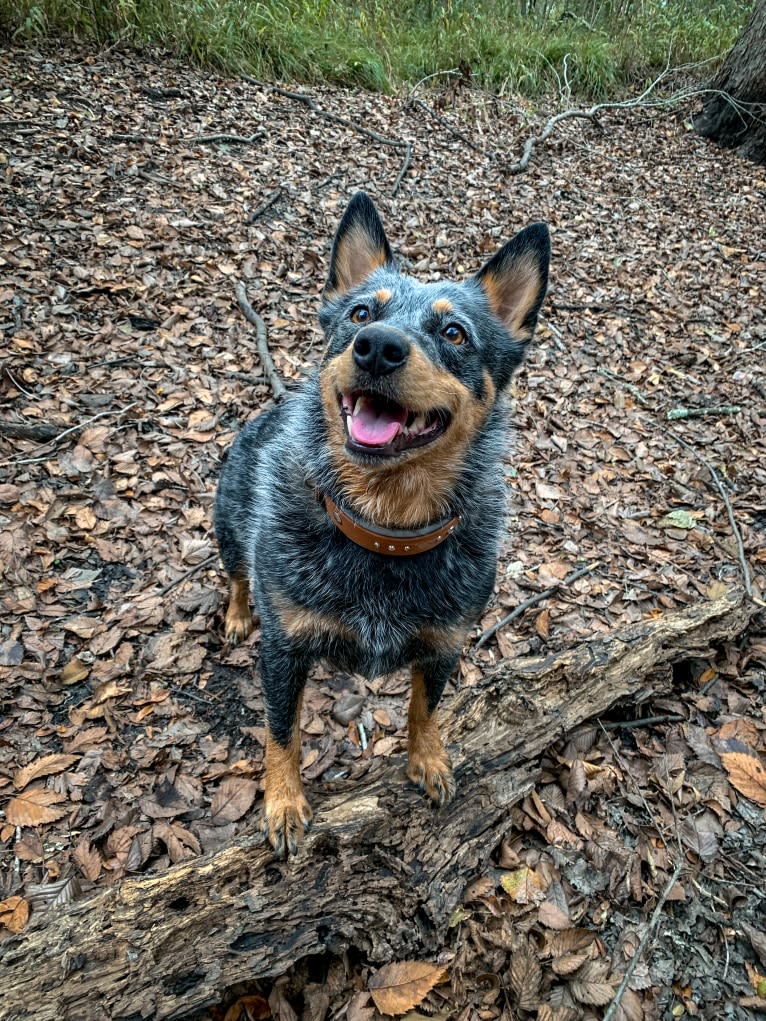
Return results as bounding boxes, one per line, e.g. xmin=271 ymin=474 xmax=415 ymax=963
xmin=317 ymin=192 xmax=549 ymax=526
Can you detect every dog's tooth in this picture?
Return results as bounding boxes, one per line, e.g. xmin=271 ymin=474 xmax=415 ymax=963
xmin=411 ymin=413 xmax=426 ymax=433
xmin=353 ymin=396 xmax=364 ymax=417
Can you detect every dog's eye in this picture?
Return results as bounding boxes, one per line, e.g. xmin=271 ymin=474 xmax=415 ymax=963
xmin=350 ymin=305 xmax=371 ymax=324
xmin=441 ymin=323 xmax=466 ymax=346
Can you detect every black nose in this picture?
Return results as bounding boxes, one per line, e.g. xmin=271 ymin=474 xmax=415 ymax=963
xmin=352 ymin=326 xmax=409 ymax=377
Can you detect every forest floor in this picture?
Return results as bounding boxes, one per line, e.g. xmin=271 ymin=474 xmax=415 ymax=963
xmin=1 ymin=44 xmax=766 ymax=1021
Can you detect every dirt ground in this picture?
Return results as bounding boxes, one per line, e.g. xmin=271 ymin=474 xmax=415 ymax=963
xmin=1 ymin=44 xmax=766 ymax=1020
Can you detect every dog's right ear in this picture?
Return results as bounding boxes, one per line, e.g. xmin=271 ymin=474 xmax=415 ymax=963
xmin=324 ymin=193 xmax=394 ymax=298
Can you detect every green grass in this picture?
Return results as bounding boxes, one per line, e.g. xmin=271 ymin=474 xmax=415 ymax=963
xmin=0 ymin=0 xmax=750 ymax=97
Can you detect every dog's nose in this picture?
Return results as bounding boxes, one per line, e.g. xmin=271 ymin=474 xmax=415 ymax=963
xmin=352 ymin=326 xmax=409 ymax=377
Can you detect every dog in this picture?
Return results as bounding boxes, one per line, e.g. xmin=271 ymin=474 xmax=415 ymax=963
xmin=215 ymin=192 xmax=549 ymax=856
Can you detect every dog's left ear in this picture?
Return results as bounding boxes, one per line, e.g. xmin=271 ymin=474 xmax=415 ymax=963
xmin=325 ymin=192 xmax=394 ymax=297
xmin=475 ymin=224 xmax=550 ymax=341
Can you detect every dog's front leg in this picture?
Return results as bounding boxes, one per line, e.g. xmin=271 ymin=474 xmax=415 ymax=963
xmin=407 ymin=656 xmax=458 ymax=806
xmin=260 ymin=639 xmax=312 ymax=856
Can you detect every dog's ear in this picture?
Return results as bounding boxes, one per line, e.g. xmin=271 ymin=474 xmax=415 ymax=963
xmin=325 ymin=192 xmax=394 ymax=297
xmin=475 ymin=224 xmax=550 ymax=341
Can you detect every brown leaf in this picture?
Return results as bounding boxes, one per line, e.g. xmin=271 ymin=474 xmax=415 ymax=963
xmin=5 ymin=787 xmax=68 ymax=826
xmin=500 ymin=866 xmax=545 ymax=904
xmin=612 ymin=987 xmax=644 ymax=1021
xmin=14 ymin=753 xmax=79 ymax=790
xmin=72 ymin=840 xmax=103 ymax=882
xmin=509 ymin=939 xmax=542 ymax=1010
xmin=570 ymin=961 xmax=618 ymax=1006
xmin=368 ymin=961 xmax=447 ymax=1016
xmin=61 ymin=656 xmax=90 ymax=685
xmin=720 ymin=750 xmax=766 ymax=807
xmin=0 ymin=896 xmax=30 ymax=934
xmin=210 ymin=777 xmax=257 ymax=825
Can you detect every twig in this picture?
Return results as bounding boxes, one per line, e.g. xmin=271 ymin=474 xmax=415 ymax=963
xmin=597 ymin=367 xmax=653 ymax=407
xmin=602 ymin=860 xmax=684 ymax=1021
xmin=504 ymin=58 xmax=709 ymax=176
xmin=507 ymin=109 xmax=601 ymax=175
xmin=407 ymin=68 xmax=461 ymax=101
xmin=666 ymin=405 xmax=741 ymax=420
xmin=391 ymin=142 xmax=412 ymax=197
xmin=5 ymin=403 xmax=140 ymax=464
xmin=668 ymin=432 xmax=752 ymax=598
xmin=269 ymin=86 xmax=407 ymax=149
xmin=247 ymin=187 xmax=283 ymax=225
xmin=600 ymin=714 xmax=685 ymax=731
xmin=474 ymin=561 xmax=600 ymax=649
xmin=234 ymin=282 xmax=287 ymax=401
xmin=191 ymin=132 xmax=264 ymax=146
xmin=409 ymin=99 xmax=487 ymax=156
xmin=266 ymin=85 xmax=411 ymax=194
xmin=159 ymin=553 xmax=218 ymax=597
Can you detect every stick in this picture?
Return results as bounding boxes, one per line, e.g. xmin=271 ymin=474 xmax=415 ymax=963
xmin=5 ymin=403 xmax=140 ymax=464
xmin=666 ymin=405 xmax=741 ymax=420
xmin=246 ymin=187 xmax=283 ymax=224
xmin=269 ymin=86 xmax=407 ymax=149
xmin=474 ymin=561 xmax=600 ymax=650
xmin=668 ymin=432 xmax=753 ymax=598
xmin=391 ymin=142 xmax=412 ymax=197
xmin=410 ymin=99 xmax=487 ymax=156
xmin=191 ymin=132 xmax=264 ymax=146
xmin=504 ymin=59 xmax=706 ymax=176
xmin=602 ymin=860 xmax=684 ymax=1021
xmin=158 ymin=553 xmax=218 ymax=597
xmin=234 ymin=282 xmax=287 ymax=401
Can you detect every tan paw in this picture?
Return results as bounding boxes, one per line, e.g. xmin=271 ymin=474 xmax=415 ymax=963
xmin=224 ymin=603 xmax=254 ymax=644
xmin=262 ymin=791 xmax=313 ymax=857
xmin=407 ymin=751 xmax=456 ymax=806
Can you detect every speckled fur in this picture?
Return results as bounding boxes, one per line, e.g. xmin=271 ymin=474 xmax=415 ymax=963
xmin=215 ymin=193 xmax=549 ymax=854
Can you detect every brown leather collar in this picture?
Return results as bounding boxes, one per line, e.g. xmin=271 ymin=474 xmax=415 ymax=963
xmin=321 ymin=492 xmax=459 ymax=556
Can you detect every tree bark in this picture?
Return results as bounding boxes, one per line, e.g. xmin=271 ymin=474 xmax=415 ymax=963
xmin=0 ymin=588 xmax=756 ymax=1021
xmin=694 ymin=0 xmax=766 ymax=164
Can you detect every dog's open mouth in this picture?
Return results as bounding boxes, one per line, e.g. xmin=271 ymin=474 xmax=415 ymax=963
xmin=339 ymin=391 xmax=450 ymax=456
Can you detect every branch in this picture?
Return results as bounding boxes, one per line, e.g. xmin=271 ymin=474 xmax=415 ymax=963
xmin=603 ymin=860 xmax=684 ymax=1021
xmin=191 ymin=132 xmax=264 ymax=146
xmin=504 ymin=59 xmax=720 ymax=176
xmin=475 ymin=561 xmax=600 ymax=650
xmin=234 ymin=282 xmax=287 ymax=401
xmin=391 ymin=142 xmax=412 ymax=197
xmin=246 ymin=187 xmax=283 ymax=224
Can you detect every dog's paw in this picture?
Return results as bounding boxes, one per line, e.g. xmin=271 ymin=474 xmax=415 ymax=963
xmin=407 ymin=751 xmax=456 ymax=807
xmin=261 ymin=791 xmax=313 ymax=857
xmin=224 ymin=604 xmax=254 ymax=645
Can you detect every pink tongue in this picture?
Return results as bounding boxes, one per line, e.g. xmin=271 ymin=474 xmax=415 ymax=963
xmin=350 ymin=397 xmax=406 ymax=446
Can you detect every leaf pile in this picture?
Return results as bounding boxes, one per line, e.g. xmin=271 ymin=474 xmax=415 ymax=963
xmin=1 ymin=43 xmax=765 ymax=1019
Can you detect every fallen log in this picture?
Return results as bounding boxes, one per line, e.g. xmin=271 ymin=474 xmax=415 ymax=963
xmin=1 ymin=587 xmax=755 ymax=1021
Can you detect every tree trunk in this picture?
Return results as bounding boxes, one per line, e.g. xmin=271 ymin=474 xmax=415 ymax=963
xmin=0 ymin=589 xmax=756 ymax=1021
xmin=694 ymin=0 xmax=766 ymax=164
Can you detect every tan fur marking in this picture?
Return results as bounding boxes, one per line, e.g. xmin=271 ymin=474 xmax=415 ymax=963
xmin=273 ymin=593 xmax=356 ymax=643
xmin=407 ymin=667 xmax=455 ymax=805
xmin=479 ymin=254 xmax=542 ymax=339
xmin=320 ymin=349 xmax=496 ymax=528
xmin=432 ymin=298 xmax=453 ymax=315
xmin=263 ymin=691 xmax=312 ymax=853
xmin=417 ymin=623 xmax=468 ymax=656
xmin=327 ymin=224 xmax=388 ymax=296
xmin=225 ymin=574 xmax=254 ymax=643
xmin=375 ymin=289 xmax=392 ymax=304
